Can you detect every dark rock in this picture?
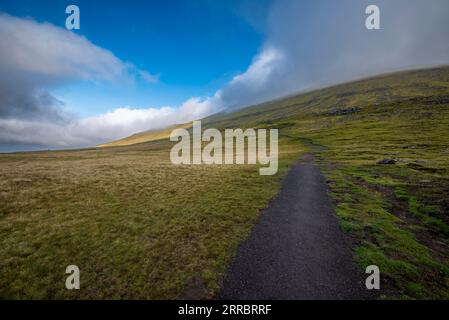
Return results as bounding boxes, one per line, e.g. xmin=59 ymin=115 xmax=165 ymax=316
xmin=407 ymin=94 xmax=449 ymax=106
xmin=377 ymin=159 xmax=397 ymax=165
xmin=326 ymin=106 xmax=361 ymax=116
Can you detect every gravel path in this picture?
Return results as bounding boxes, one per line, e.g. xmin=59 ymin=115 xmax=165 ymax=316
xmin=218 ymin=155 xmax=371 ymax=299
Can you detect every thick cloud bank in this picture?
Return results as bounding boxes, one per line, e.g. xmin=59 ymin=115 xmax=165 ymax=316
xmin=217 ymin=0 xmax=449 ymax=109
xmin=0 ymin=13 xmax=128 ymax=121
xmin=1 ymin=0 xmax=449 ymax=151
xmin=0 ymin=13 xmax=211 ymax=150
xmin=0 ymin=96 xmax=217 ymax=148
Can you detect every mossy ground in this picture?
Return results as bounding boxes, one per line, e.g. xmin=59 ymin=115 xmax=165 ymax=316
xmin=0 ymin=136 xmax=301 ymax=298
xmin=1 ymin=67 xmax=448 ymax=299
xmin=204 ymin=66 xmax=449 ymax=299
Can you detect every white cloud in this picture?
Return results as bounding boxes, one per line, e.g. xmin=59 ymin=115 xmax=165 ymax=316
xmin=0 ymin=13 xmax=157 ymax=121
xmin=0 ymin=13 xmax=173 ymax=149
xmin=139 ymin=70 xmax=160 ymax=84
xmin=71 ymin=96 xmax=219 ymax=145
xmin=230 ymin=47 xmax=283 ymax=87
xmin=0 ymin=13 xmax=127 ymax=82
xmin=2 ymin=0 xmax=449 ymax=151
xmin=0 ymin=96 xmax=219 ymax=148
xmin=214 ymin=0 xmax=449 ymax=112
xmin=225 ymin=0 xmax=449 ymax=104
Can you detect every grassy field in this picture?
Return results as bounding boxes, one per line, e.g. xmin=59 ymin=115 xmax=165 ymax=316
xmin=1 ymin=67 xmax=449 ymax=299
xmin=0 ymin=136 xmax=302 ymax=298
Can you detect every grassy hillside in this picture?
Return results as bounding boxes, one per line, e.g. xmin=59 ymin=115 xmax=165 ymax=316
xmin=1 ymin=67 xmax=448 ymax=299
xmin=202 ymin=66 xmax=449 ymax=299
xmin=98 ymin=123 xmax=191 ymax=147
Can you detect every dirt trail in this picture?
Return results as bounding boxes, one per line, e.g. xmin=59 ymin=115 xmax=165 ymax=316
xmin=218 ymin=154 xmax=372 ymax=299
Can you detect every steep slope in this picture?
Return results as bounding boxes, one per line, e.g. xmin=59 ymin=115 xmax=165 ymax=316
xmin=97 ymin=122 xmax=191 ymax=147
xmin=209 ymin=67 xmax=449 ymax=299
xmin=113 ymin=66 xmax=449 ymax=298
xmin=1 ymin=67 xmax=448 ymax=299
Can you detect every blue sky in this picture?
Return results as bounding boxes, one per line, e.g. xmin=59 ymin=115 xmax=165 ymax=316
xmin=1 ymin=0 xmax=448 ymax=151
xmin=0 ymin=0 xmax=267 ymax=116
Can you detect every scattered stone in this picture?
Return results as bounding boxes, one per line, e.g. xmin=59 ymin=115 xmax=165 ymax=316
xmin=408 ymin=94 xmax=449 ymax=105
xmin=377 ymin=158 xmax=397 ymax=165
xmin=326 ymin=106 xmax=361 ymax=116
xmin=179 ymin=277 xmax=208 ymax=300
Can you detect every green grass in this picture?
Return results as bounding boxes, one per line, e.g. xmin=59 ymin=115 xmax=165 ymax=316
xmin=323 ymin=166 xmax=449 ymax=299
xmin=1 ymin=67 xmax=449 ymax=299
xmin=0 ymin=136 xmax=302 ymax=298
xmin=202 ymin=66 xmax=449 ymax=299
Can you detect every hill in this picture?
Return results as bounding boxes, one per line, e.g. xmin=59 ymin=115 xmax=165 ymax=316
xmin=1 ymin=67 xmax=448 ymax=299
xmin=97 ymin=123 xmax=191 ymax=147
